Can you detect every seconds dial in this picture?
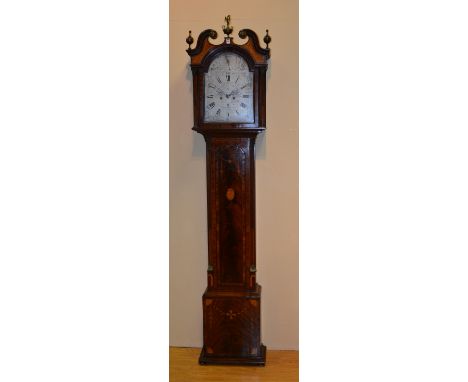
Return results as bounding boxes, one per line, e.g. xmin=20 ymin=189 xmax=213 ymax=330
xmin=204 ymin=52 xmax=254 ymax=123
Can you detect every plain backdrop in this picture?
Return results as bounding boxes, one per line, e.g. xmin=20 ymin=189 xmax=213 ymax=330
xmin=169 ymin=0 xmax=299 ymax=350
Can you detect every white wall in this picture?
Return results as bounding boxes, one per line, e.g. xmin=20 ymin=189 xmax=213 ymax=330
xmin=169 ymin=0 xmax=298 ymax=350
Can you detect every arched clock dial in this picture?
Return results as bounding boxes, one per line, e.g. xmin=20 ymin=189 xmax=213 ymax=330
xmin=204 ymin=52 xmax=254 ymax=123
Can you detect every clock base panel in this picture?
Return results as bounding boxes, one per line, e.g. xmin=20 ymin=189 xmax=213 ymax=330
xmin=200 ymin=285 xmax=265 ymax=366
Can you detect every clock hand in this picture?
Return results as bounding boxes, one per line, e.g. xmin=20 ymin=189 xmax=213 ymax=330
xmin=226 ymin=89 xmax=240 ymax=98
xmin=214 ymin=87 xmax=226 ymax=97
xmin=209 ymin=83 xmax=226 ymax=96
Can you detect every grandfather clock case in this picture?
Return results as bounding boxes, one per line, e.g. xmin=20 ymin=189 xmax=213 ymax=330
xmin=185 ymin=16 xmax=271 ymax=366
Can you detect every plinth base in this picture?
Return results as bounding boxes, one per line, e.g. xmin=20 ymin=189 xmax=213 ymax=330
xmin=199 ymin=344 xmax=266 ymax=366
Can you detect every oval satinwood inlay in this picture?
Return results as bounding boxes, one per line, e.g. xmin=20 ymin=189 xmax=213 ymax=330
xmin=226 ymin=188 xmax=235 ymax=201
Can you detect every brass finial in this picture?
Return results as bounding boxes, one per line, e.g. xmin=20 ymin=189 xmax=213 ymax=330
xmin=263 ymin=29 xmax=271 ymax=48
xmin=222 ymin=15 xmax=233 ymax=37
xmin=186 ymin=30 xmax=194 ymax=49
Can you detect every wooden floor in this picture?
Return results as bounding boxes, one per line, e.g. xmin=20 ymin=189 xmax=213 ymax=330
xmin=170 ymin=347 xmax=298 ymax=382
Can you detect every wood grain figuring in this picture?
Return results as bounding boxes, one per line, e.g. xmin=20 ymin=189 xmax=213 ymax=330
xmin=170 ymin=347 xmax=298 ymax=382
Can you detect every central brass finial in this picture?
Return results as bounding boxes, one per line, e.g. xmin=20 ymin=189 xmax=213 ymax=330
xmin=222 ymin=15 xmax=233 ymax=37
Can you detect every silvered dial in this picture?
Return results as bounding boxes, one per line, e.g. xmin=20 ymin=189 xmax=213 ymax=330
xmin=204 ymin=52 xmax=254 ymax=123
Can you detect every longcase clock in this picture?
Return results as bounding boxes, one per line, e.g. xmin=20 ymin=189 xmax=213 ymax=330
xmin=185 ymin=16 xmax=271 ymax=366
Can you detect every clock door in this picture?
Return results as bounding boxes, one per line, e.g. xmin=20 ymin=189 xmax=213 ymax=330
xmin=206 ymin=137 xmax=256 ymax=290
